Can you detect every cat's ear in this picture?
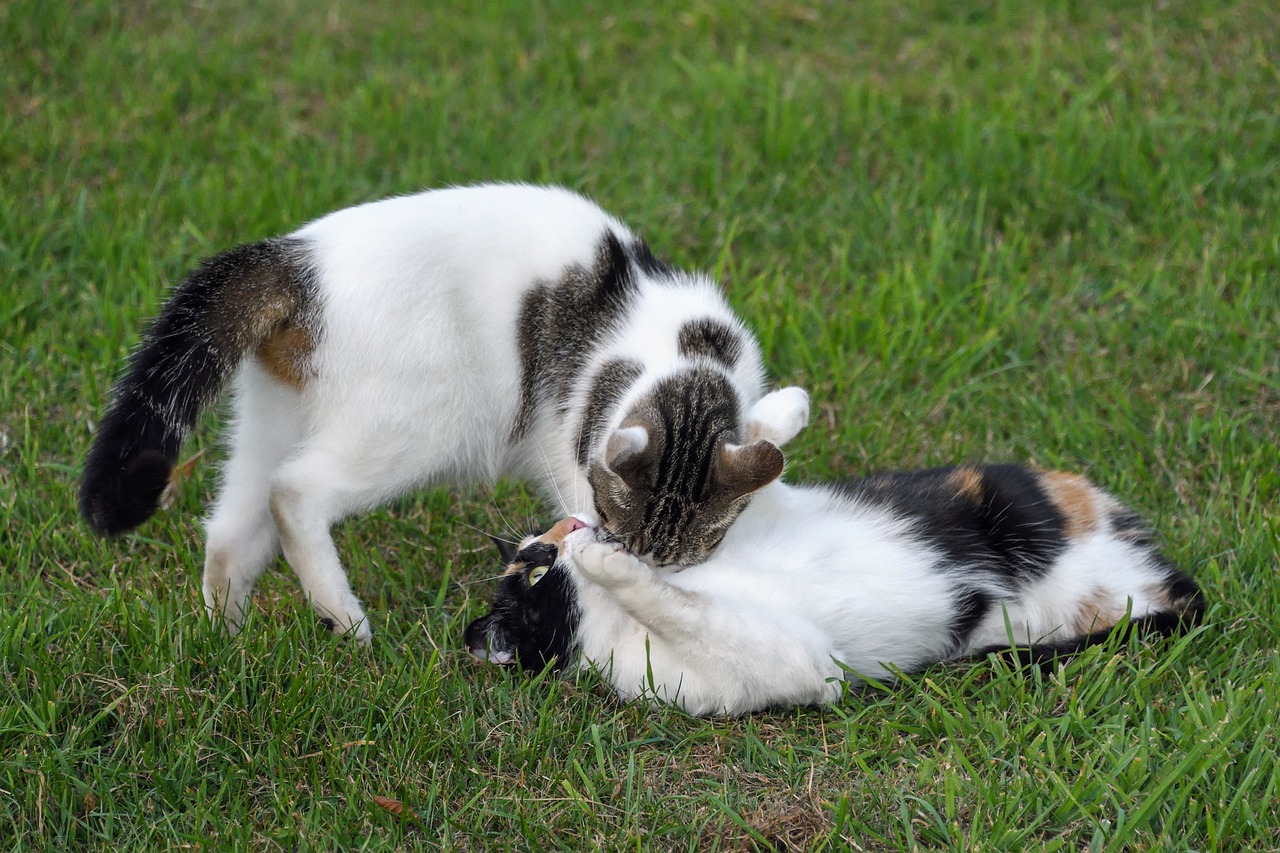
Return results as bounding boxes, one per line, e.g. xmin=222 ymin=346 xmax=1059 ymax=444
xmin=605 ymin=422 xmax=655 ymax=490
xmin=489 ymin=535 xmax=520 ymax=565
xmin=464 ymin=614 xmax=517 ymax=666
xmin=744 ymin=387 xmax=810 ymax=448
xmin=714 ymin=440 xmax=785 ymax=501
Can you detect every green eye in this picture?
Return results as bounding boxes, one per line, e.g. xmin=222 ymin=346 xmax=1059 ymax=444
xmin=529 ymin=566 xmax=549 ymax=586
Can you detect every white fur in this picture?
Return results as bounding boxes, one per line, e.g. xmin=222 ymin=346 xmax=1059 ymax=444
xmin=560 ymin=482 xmax=1183 ymax=717
xmin=200 ymin=184 xmax=807 ymax=642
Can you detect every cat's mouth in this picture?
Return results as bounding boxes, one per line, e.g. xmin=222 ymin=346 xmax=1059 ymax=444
xmin=561 ymin=516 xmax=601 ymax=554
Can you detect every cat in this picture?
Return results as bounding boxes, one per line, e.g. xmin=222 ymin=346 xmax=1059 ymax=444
xmin=80 ymin=183 xmax=811 ymax=644
xmin=465 ymin=463 xmax=1204 ymax=716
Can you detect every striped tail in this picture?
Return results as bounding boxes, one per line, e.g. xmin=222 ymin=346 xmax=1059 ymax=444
xmin=80 ymin=237 xmax=316 ymax=535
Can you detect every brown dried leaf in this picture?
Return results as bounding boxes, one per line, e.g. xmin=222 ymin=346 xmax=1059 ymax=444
xmin=160 ymin=450 xmax=205 ymax=510
xmin=373 ymin=795 xmax=420 ymax=823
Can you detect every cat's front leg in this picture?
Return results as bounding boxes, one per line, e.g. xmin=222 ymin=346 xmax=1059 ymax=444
xmin=575 ymin=541 xmax=708 ymax=639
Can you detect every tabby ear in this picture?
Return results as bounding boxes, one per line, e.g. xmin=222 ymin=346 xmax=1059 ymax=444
xmin=714 ymin=440 xmax=785 ymax=502
xmin=605 ymin=423 xmax=654 ymax=489
xmin=464 ymin=614 xmax=517 ymax=666
xmin=744 ymin=387 xmax=810 ymax=448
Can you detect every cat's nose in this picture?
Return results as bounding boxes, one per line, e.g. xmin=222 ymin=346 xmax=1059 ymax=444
xmin=547 ymin=515 xmax=594 ymax=543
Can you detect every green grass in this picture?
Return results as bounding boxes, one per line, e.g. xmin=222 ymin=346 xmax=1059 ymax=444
xmin=3 ymin=0 xmax=1278 ymax=848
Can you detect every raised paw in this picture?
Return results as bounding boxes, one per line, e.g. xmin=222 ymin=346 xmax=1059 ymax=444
xmin=576 ymin=541 xmax=650 ymax=589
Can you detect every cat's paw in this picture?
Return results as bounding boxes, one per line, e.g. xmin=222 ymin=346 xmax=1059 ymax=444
xmin=313 ymin=596 xmax=373 ymax=646
xmin=576 ymin=541 xmax=650 ymax=589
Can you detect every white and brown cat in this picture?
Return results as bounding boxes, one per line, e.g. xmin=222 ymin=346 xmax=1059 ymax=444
xmin=466 ymin=464 xmax=1204 ymax=716
xmin=81 ymin=184 xmax=809 ymax=643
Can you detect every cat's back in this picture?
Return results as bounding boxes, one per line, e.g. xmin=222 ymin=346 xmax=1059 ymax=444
xmin=284 ymin=183 xmax=637 ymax=380
xmin=296 ymin=183 xmax=629 ymax=296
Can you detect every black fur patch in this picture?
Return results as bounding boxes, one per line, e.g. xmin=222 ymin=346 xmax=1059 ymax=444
xmin=1108 ymin=507 xmax=1155 ymax=547
xmin=836 ymin=464 xmax=1068 ymax=582
xmin=464 ymin=540 xmax=581 ymax=672
xmin=510 ymin=230 xmax=648 ymax=443
xmin=628 ymin=237 xmax=677 ymax=280
xmin=574 ymin=359 xmax=644 ymax=466
xmin=80 ymin=237 xmax=317 ymax=535
xmin=949 ymin=587 xmax=992 ymax=650
xmin=677 ymin=318 xmax=744 ymax=369
xmin=1154 ymin=559 xmax=1206 ymax=622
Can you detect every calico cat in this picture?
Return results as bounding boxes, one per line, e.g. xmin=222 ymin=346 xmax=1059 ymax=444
xmin=80 ymin=183 xmax=810 ymax=643
xmin=465 ymin=464 xmax=1204 ymax=716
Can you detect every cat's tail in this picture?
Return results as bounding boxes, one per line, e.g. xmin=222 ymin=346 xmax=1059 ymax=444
xmin=80 ymin=237 xmax=317 ymax=535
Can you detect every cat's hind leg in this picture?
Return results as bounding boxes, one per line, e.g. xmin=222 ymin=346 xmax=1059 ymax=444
xmin=266 ymin=431 xmax=438 ymax=645
xmin=203 ymin=365 xmax=306 ymax=634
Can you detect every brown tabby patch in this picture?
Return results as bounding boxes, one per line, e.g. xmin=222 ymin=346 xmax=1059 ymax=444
xmin=256 ymin=323 xmax=314 ymax=390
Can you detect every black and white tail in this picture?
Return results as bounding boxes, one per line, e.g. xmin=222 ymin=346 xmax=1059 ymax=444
xmin=80 ymin=238 xmax=316 ymax=535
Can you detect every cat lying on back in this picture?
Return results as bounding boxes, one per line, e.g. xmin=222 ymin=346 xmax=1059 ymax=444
xmin=465 ymin=463 xmax=1204 ymax=716
xmin=80 ymin=183 xmax=809 ymax=643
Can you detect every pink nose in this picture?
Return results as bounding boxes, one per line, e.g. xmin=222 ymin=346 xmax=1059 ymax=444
xmin=565 ymin=516 xmax=589 ymax=533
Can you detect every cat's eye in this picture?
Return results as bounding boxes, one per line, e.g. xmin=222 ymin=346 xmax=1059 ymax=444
xmin=529 ymin=566 xmax=549 ymax=586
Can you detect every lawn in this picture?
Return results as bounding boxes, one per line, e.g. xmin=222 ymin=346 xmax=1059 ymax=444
xmin=3 ymin=0 xmax=1278 ymax=849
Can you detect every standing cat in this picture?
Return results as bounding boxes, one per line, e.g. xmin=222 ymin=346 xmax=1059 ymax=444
xmin=465 ymin=464 xmax=1204 ymax=716
xmin=80 ymin=183 xmax=810 ymax=643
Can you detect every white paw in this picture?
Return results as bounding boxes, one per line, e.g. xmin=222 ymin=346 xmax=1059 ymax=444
xmin=576 ymin=541 xmax=648 ymax=588
xmin=202 ymin=581 xmax=253 ymax=635
xmin=313 ymin=597 xmax=373 ymax=645
xmin=350 ymin=619 xmax=373 ymax=646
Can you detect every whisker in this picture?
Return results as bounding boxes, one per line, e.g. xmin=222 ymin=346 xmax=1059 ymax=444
xmin=482 ymin=492 xmax=525 ymax=543
xmin=573 ymin=416 xmax=589 ymax=514
xmin=453 ymin=517 xmax=521 ymax=548
xmin=535 ymin=438 xmax=573 ymax=515
xmin=457 ymin=572 xmax=513 ymax=587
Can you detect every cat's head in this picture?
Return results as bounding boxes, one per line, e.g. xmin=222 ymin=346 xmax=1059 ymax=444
xmin=588 ymin=375 xmax=809 ymax=567
xmin=464 ymin=516 xmax=592 ymax=672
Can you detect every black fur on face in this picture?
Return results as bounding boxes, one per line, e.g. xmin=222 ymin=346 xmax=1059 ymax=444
xmin=587 ymin=368 xmax=776 ymax=567
xmin=465 ymin=525 xmax=584 ymax=672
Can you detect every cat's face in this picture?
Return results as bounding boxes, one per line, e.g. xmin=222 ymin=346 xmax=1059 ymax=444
xmin=464 ymin=516 xmax=591 ymax=672
xmin=587 ymin=369 xmax=791 ymax=567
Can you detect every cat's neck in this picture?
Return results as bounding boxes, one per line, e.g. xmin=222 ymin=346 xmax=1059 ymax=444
xmin=735 ymin=479 xmax=819 ymax=518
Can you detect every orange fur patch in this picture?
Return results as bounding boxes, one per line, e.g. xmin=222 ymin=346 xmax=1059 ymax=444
xmin=1042 ymin=471 xmax=1098 ymax=538
xmin=543 ymin=516 xmax=586 ymax=545
xmin=948 ymin=466 xmax=984 ymax=502
xmin=256 ymin=324 xmax=313 ymax=390
xmin=1072 ymin=586 xmax=1126 ymax=634
xmin=501 ymin=517 xmax=588 ymax=573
